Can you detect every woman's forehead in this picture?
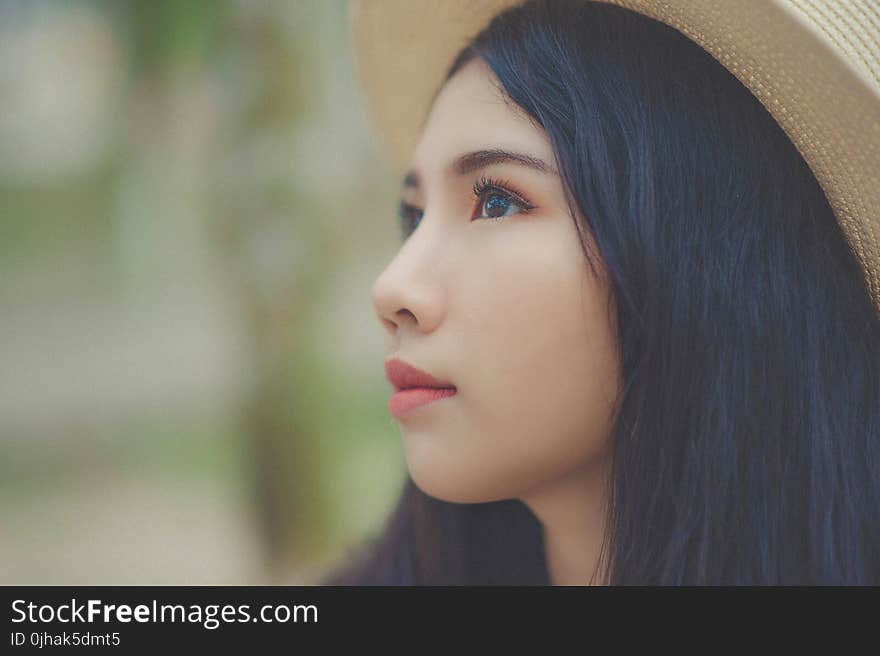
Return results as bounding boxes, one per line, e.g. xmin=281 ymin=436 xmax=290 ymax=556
xmin=408 ymin=59 xmax=554 ymax=186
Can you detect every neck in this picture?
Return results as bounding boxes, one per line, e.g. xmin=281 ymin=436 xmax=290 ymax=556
xmin=519 ymin=455 xmax=611 ymax=586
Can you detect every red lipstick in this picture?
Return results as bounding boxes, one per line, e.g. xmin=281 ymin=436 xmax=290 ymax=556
xmin=385 ymin=358 xmax=457 ymax=419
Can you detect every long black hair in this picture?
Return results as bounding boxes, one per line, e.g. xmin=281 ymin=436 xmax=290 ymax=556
xmin=324 ymin=0 xmax=880 ymax=585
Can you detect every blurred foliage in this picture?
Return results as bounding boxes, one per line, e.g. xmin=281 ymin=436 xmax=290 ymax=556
xmin=0 ymin=0 xmax=405 ymax=583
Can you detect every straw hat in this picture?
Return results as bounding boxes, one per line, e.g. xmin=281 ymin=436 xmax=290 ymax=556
xmin=348 ymin=0 xmax=880 ymax=311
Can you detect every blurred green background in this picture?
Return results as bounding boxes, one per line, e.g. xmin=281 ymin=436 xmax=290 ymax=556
xmin=0 ymin=0 xmax=407 ymax=584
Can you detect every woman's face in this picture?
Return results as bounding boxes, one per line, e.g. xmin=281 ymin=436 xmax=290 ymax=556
xmin=371 ymin=57 xmax=621 ymax=504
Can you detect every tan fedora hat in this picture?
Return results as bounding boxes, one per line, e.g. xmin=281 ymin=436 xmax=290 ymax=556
xmin=348 ymin=0 xmax=880 ymax=312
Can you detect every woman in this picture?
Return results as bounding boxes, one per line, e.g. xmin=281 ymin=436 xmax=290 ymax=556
xmin=324 ymin=0 xmax=880 ymax=585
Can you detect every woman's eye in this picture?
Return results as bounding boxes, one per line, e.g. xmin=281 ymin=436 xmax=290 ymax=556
xmin=397 ymin=180 xmax=533 ymax=240
xmin=398 ymin=201 xmax=423 ymax=239
xmin=472 ymin=175 xmax=534 ymax=221
xmin=476 ymin=191 xmax=525 ymax=220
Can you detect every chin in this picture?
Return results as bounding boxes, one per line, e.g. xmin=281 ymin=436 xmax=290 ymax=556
xmin=407 ymin=464 xmax=520 ymax=505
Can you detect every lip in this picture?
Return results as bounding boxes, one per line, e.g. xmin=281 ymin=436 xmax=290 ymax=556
xmin=385 ymin=358 xmax=457 ymax=419
xmin=388 ymin=386 xmax=457 ymax=419
xmin=385 ymin=358 xmax=456 ymax=392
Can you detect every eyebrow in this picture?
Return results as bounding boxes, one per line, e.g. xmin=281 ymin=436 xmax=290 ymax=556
xmin=402 ymin=148 xmax=558 ymax=190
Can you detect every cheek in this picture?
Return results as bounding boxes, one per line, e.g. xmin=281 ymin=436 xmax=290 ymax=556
xmin=403 ymin=224 xmax=620 ymax=504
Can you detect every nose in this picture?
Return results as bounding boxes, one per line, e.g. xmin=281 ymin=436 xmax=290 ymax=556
xmin=371 ymin=272 xmax=422 ymax=337
xmin=370 ymin=245 xmax=447 ymax=338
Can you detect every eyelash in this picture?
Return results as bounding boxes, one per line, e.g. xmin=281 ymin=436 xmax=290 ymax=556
xmin=398 ymin=174 xmax=535 ymax=239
